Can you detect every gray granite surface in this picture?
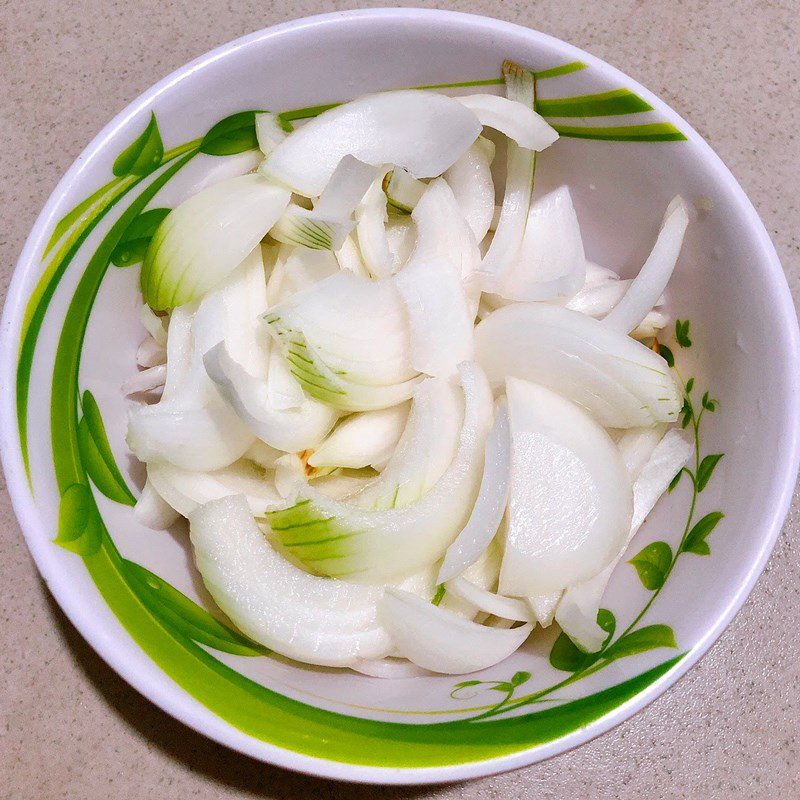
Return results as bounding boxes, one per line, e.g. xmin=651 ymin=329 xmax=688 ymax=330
xmin=1 ymin=1 xmax=798 ymax=797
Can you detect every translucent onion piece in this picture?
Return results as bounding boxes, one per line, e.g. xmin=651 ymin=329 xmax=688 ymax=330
xmin=457 ymin=94 xmax=558 ymax=151
xmin=379 ymin=589 xmax=532 ymax=674
xmin=265 ymin=363 xmax=492 ymax=582
xmin=334 ymin=234 xmax=370 ymax=277
xmin=147 ymin=459 xmax=281 ymax=518
xmin=243 ymin=440 xmax=283 ymax=469
xmin=356 ymin=174 xmax=395 ymax=278
xmin=527 ymin=591 xmax=563 ymax=628
xmin=602 ymin=196 xmax=689 ymax=334
xmin=555 ymin=429 xmax=692 ymax=651
xmin=354 ymin=377 xmax=463 ymax=509
xmin=385 ymin=218 xmax=416 ymax=266
xmin=189 ymin=495 xmax=393 ymax=667
xmin=141 ymin=174 xmax=291 ymax=310
xmin=140 ymin=304 xmax=167 ymax=346
xmin=315 ymin=155 xmax=383 ymax=218
xmin=173 ymin=150 xmax=264 ymax=207
xmin=446 ymin=578 xmax=533 ymax=622
xmin=616 ymin=425 xmax=666 ymax=479
xmin=308 ymin=403 xmax=410 ymax=470
xmin=352 ymin=657 xmax=431 ymax=678
xmin=631 ymin=310 xmax=669 ymax=340
xmin=438 ymin=402 xmax=510 ymax=583
xmin=474 ymin=303 xmax=682 ymax=428
xmin=385 ymin=167 xmax=427 ymax=213
xmin=262 ymin=90 xmax=482 ymax=196
xmin=204 ymin=342 xmax=338 ymax=452
xmin=499 ymin=377 xmax=633 ymax=596
xmin=136 ymin=336 xmax=167 ymax=368
xmin=444 ymin=139 xmax=495 ymax=243
xmin=122 ymin=364 xmax=167 ymax=395
xmin=494 ymin=186 xmax=586 ymax=301
xmin=478 ymin=63 xmax=536 ymax=285
xmin=255 ymin=111 xmax=288 ymax=156
xmin=266 ymin=349 xmax=304 ymax=411
xmin=270 ymin=204 xmax=354 ymax=251
xmin=134 ymin=478 xmax=180 ymax=530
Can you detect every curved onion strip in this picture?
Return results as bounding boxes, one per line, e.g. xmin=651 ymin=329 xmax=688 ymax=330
xmin=140 ymin=304 xmax=167 ymax=346
xmin=379 ymin=588 xmax=532 ymax=674
xmin=499 ymin=378 xmax=632 ymax=596
xmin=356 ymin=173 xmax=395 ymax=278
xmin=189 ymin=495 xmax=393 ymax=667
xmin=307 ymin=403 xmax=410 ymax=470
xmin=351 ymin=658 xmax=431 ymax=679
xmin=262 ymin=90 xmax=482 ymax=196
xmin=457 ymin=93 xmax=558 ymax=151
xmin=602 ymin=196 xmax=689 ymax=333
xmin=477 ymin=63 xmax=536 ymax=285
xmin=496 ymin=186 xmax=586 ymax=301
xmin=147 ymin=460 xmax=281 ymax=518
xmin=203 ymin=342 xmax=338 ymax=452
xmin=438 ymin=402 xmax=510 ymax=583
xmin=255 ymin=111 xmax=288 ymax=156
xmin=555 ymin=430 xmax=692 ymax=651
xmin=134 ymin=479 xmax=180 ymax=530
xmin=265 ymin=363 xmax=492 ymax=582
xmin=141 ymin=174 xmax=290 ymax=310
xmin=122 ymin=364 xmax=167 ymax=395
xmin=266 ymin=349 xmax=305 ymax=411
xmin=136 ymin=336 xmax=167 ymax=368
xmin=474 ymin=303 xmax=682 ymax=428
xmin=527 ymin=591 xmax=563 ymax=628
xmin=446 ymin=578 xmax=533 ymax=622
xmin=444 ymin=139 xmax=495 ymax=243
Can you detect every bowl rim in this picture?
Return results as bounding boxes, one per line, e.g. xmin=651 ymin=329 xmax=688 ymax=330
xmin=2 ymin=6 xmax=799 ymax=785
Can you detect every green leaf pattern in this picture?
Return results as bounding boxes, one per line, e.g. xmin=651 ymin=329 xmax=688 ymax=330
xmin=113 ymin=113 xmax=164 ymax=177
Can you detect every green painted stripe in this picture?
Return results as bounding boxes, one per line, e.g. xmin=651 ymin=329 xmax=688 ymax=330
xmin=534 ymin=61 xmax=588 ymax=79
xmin=51 ymin=153 xmax=197 ymax=492
xmin=43 ymin=176 xmax=121 ymax=259
xmin=537 ymin=89 xmax=652 ymax=117
xmin=552 ymin=122 xmax=687 ymax=141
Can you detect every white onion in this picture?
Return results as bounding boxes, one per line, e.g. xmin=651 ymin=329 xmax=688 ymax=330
xmin=133 ymin=478 xmax=180 ymax=530
xmin=457 ymin=93 xmax=558 ymax=151
xmin=446 ymin=578 xmax=533 ymax=622
xmin=438 ymin=402 xmax=510 ymax=583
xmin=379 ymin=588 xmax=532 ymax=674
xmin=444 ymin=138 xmax=495 ymax=243
xmin=262 ymin=90 xmax=482 ymax=196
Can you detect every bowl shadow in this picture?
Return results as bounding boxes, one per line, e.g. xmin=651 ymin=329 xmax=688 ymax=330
xmin=42 ymin=583 xmax=454 ymax=795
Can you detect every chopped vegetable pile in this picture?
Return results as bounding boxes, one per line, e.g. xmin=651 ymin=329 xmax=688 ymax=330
xmin=127 ymin=61 xmax=691 ymax=675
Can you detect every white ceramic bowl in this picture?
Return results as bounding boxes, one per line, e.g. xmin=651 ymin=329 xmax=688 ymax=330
xmin=2 ymin=8 xmax=798 ymax=785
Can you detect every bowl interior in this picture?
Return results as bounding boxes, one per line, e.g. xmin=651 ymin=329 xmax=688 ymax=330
xmin=3 ymin=8 xmax=797 ymax=784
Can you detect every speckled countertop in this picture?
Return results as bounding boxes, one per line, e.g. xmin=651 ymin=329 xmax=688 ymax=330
xmin=1 ymin=1 xmax=798 ymax=797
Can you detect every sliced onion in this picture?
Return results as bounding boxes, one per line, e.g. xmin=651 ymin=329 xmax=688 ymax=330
xmin=438 ymin=402 xmax=510 ymax=583
xmin=141 ymin=174 xmax=290 ymax=310
xmin=385 ymin=167 xmax=426 ymax=213
xmin=385 ymin=218 xmax=416 ymax=266
xmin=555 ymin=429 xmax=692 ymax=651
xmin=379 ymin=588 xmax=532 ymax=674
xmin=356 ymin=173 xmax=395 ymax=278
xmin=140 ymin=304 xmax=167 ymax=346
xmin=316 ymin=155 xmax=382 ymax=218
xmin=265 ymin=363 xmax=492 ymax=582
xmin=147 ymin=459 xmax=281 ymax=517
xmin=122 ymin=364 xmax=167 ymax=395
xmin=266 ymin=349 xmax=304 ymax=411
xmin=602 ymin=196 xmax=689 ymax=333
xmin=334 ymin=234 xmax=370 ymax=277
xmin=134 ymin=478 xmax=180 ymax=530
xmin=352 ymin=657 xmax=431 ymax=679
xmin=499 ymin=377 xmax=633 ymax=596
xmin=172 ymin=150 xmax=264 ymax=207
xmin=307 ymin=403 xmax=410 ymax=470
xmin=189 ymin=495 xmax=392 ymax=667
xmin=242 ymin=440 xmax=283 ymax=469
xmin=354 ymin=377 xmax=463 ymax=509
xmin=493 ymin=186 xmax=586 ymax=301
xmin=631 ymin=310 xmax=668 ymax=340
xmin=255 ymin=111 xmax=288 ymax=156
xmin=270 ymin=204 xmax=354 ymax=251
xmin=475 ymin=303 xmax=682 ymax=428
xmin=478 ymin=64 xmax=536 ymax=285
xmin=446 ymin=578 xmax=533 ymax=622
xmin=617 ymin=425 xmax=666 ymax=480
xmin=136 ymin=336 xmax=167 ymax=368
xmin=527 ymin=591 xmax=563 ymax=627
xmin=262 ymin=90 xmax=482 ymax=196
xmin=457 ymin=93 xmax=558 ymax=151
xmin=203 ymin=342 xmax=338 ymax=452
xmin=444 ymin=138 xmax=495 ymax=243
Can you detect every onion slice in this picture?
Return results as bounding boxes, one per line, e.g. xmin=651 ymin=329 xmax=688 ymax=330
xmin=457 ymin=93 xmax=558 ymax=151
xmin=446 ymin=578 xmax=534 ymax=622
xmin=602 ymin=196 xmax=689 ymax=333
xmin=379 ymin=589 xmax=532 ymax=674
xmin=261 ymin=90 xmax=482 ymax=196
xmin=438 ymin=402 xmax=510 ymax=583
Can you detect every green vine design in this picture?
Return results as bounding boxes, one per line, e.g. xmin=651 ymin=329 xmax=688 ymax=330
xmin=11 ymin=64 xmax=703 ymax=762
xmin=447 ymin=321 xmax=724 ymax=721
